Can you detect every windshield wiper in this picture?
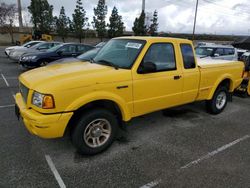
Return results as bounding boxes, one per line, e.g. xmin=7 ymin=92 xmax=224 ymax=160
xmin=97 ymin=59 xmax=119 ymax=70
xmin=89 ymin=58 xmax=96 ymax=64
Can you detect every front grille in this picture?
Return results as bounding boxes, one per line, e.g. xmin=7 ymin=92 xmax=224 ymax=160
xmin=19 ymin=82 xmax=29 ymax=103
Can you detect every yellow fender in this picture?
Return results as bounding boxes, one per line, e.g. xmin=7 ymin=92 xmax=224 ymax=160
xmin=208 ymin=74 xmax=234 ymax=100
xmin=65 ymin=91 xmax=132 ymax=121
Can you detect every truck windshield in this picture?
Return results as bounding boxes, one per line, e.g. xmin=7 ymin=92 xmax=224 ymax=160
xmin=195 ymin=47 xmax=214 ymax=56
xmin=93 ymin=39 xmax=145 ymax=69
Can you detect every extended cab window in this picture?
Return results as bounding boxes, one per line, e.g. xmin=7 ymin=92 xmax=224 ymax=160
xmin=181 ymin=44 xmax=196 ymax=69
xmin=142 ymin=43 xmax=176 ymax=72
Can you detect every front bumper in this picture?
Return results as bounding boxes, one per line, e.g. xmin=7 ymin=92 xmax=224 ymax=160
xmin=9 ymin=54 xmax=20 ymax=61
xmin=19 ymin=58 xmax=39 ymax=67
xmin=15 ymin=93 xmax=73 ymax=138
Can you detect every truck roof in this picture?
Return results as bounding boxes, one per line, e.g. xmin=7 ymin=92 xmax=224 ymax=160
xmin=115 ymin=36 xmax=191 ymax=43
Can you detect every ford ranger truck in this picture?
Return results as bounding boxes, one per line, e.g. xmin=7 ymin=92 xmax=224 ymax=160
xmin=15 ymin=37 xmax=244 ymax=155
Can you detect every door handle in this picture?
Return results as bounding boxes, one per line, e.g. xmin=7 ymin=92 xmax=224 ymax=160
xmin=174 ymin=75 xmax=182 ymax=80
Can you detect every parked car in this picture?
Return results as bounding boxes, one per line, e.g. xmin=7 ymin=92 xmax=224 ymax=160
xmin=19 ymin=43 xmax=94 ymax=67
xmin=50 ymin=48 xmax=101 ymax=65
xmin=9 ymin=42 xmax=62 ymax=62
xmin=5 ymin=40 xmax=44 ymax=57
xmin=15 ymin=37 xmax=244 ymax=155
xmin=236 ymin=48 xmax=248 ymax=60
xmin=195 ymin=44 xmax=238 ymax=60
xmin=77 ymin=48 xmax=100 ymax=61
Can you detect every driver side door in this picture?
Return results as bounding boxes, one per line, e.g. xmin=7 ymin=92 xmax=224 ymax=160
xmin=132 ymin=43 xmax=183 ymax=117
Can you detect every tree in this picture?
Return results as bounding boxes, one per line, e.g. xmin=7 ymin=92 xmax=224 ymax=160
xmin=72 ymin=0 xmax=88 ymax=43
xmin=148 ymin=10 xmax=158 ymax=36
xmin=93 ymin=0 xmax=107 ymax=41
xmin=0 ymin=3 xmax=17 ymax=44
xmin=107 ymin=6 xmax=124 ymax=38
xmin=132 ymin=11 xmax=147 ymax=36
xmin=55 ymin=6 xmax=69 ymax=42
xmin=28 ymin=0 xmax=54 ymax=34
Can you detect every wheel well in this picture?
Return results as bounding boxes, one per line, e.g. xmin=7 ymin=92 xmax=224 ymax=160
xmin=66 ymin=100 xmax=123 ymax=134
xmin=218 ymin=79 xmax=232 ymax=91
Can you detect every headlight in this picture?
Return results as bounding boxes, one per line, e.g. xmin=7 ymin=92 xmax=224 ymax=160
xmin=22 ymin=56 xmax=37 ymax=60
xmin=32 ymin=91 xmax=55 ymax=109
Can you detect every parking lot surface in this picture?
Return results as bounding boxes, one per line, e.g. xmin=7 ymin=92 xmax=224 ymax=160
xmin=0 ymin=46 xmax=250 ymax=188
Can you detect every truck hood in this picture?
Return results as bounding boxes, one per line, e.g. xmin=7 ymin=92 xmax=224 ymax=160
xmin=19 ymin=61 xmax=131 ymax=91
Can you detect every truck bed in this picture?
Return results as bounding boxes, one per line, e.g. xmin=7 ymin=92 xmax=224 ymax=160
xmin=196 ymin=58 xmax=244 ymax=100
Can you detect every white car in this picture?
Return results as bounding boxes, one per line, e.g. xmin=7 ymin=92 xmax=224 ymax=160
xmin=8 ymin=42 xmax=61 ymax=62
xmin=5 ymin=41 xmax=44 ymax=57
xmin=195 ymin=44 xmax=238 ymax=61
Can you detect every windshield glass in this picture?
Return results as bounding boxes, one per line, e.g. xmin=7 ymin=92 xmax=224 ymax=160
xmin=47 ymin=44 xmax=64 ymax=52
xmin=93 ymin=39 xmax=145 ymax=69
xmin=30 ymin=43 xmax=44 ymax=49
xmin=195 ymin=47 xmax=214 ymax=56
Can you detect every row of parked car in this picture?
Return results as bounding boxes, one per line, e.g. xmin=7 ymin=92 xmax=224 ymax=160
xmin=5 ymin=40 xmax=250 ymax=70
xmin=5 ymin=40 xmax=105 ymax=68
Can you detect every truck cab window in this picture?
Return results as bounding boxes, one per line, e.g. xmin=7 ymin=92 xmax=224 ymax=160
xmin=142 ymin=43 xmax=176 ymax=72
xmin=180 ymin=44 xmax=196 ymax=69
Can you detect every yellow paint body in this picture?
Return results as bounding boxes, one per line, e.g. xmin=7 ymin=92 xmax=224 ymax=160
xmin=15 ymin=37 xmax=244 ymax=138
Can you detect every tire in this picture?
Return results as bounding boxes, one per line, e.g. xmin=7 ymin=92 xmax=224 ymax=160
xmin=39 ymin=59 xmax=49 ymax=67
xmin=206 ymin=86 xmax=229 ymax=114
xmin=71 ymin=108 xmax=118 ymax=155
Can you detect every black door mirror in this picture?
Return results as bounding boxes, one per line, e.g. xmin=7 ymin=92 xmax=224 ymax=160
xmin=57 ymin=50 xmax=63 ymax=56
xmin=138 ymin=61 xmax=156 ymax=74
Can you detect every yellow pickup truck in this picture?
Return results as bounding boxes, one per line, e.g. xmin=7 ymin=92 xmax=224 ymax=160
xmin=15 ymin=37 xmax=244 ymax=155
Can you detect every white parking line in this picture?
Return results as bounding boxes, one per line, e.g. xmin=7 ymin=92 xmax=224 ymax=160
xmin=180 ymin=135 xmax=250 ymax=169
xmin=0 ymin=104 xmax=15 ymax=108
xmin=45 ymin=155 xmax=66 ymax=188
xmin=140 ymin=179 xmax=161 ymax=188
xmin=1 ymin=73 xmax=9 ymax=87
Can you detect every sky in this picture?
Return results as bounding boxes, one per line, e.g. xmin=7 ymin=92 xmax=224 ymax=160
xmin=2 ymin=0 xmax=250 ymax=35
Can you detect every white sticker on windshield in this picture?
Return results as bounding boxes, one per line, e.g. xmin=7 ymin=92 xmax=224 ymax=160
xmin=126 ymin=42 xmax=142 ymax=49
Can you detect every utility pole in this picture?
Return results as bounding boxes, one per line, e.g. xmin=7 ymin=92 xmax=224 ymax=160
xmin=17 ymin=0 xmax=23 ymax=29
xmin=192 ymin=0 xmax=199 ymax=41
xmin=142 ymin=0 xmax=145 ymax=12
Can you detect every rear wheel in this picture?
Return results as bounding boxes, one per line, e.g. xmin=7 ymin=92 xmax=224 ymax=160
xmin=39 ymin=59 xmax=49 ymax=66
xmin=71 ymin=108 xmax=118 ymax=155
xmin=206 ymin=86 xmax=229 ymax=114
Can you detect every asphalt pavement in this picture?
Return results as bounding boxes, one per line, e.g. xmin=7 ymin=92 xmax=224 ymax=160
xmin=0 ymin=46 xmax=250 ymax=188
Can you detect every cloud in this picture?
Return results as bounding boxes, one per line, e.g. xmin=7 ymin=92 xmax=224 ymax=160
xmin=3 ymin=0 xmax=250 ymax=35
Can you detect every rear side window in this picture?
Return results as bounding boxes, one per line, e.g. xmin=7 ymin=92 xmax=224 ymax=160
xmin=180 ymin=44 xmax=196 ymax=69
xmin=224 ymin=48 xmax=235 ymax=55
xmin=214 ymin=48 xmax=224 ymax=56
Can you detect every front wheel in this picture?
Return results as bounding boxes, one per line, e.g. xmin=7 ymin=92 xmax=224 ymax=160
xmin=39 ymin=59 xmax=49 ymax=66
xmin=71 ymin=108 xmax=118 ymax=155
xmin=206 ymin=86 xmax=229 ymax=114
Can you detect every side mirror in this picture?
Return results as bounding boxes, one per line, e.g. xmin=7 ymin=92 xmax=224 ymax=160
xmin=26 ymin=45 xmax=31 ymax=48
xmin=214 ymin=53 xmax=220 ymax=57
xmin=57 ymin=50 xmax=63 ymax=55
xmin=138 ymin=61 xmax=156 ymax=74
